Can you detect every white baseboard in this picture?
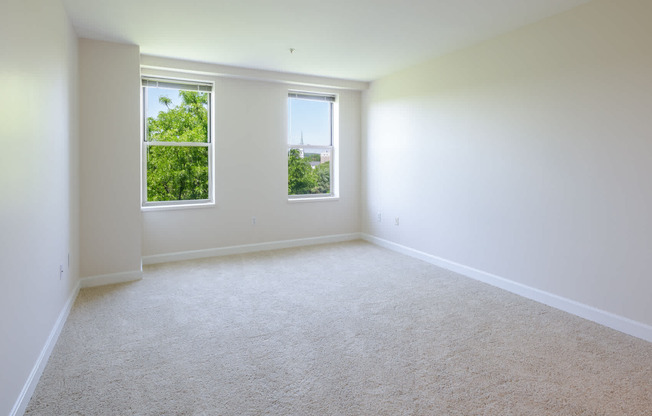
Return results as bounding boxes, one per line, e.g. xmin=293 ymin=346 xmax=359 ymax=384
xmin=80 ymin=270 xmax=143 ymax=288
xmin=10 ymin=281 xmax=80 ymax=416
xmin=361 ymin=233 xmax=652 ymax=344
xmin=142 ymin=233 xmax=362 ymax=265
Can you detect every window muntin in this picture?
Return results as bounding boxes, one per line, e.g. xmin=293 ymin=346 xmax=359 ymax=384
xmin=287 ymin=92 xmax=336 ymax=198
xmin=142 ymin=78 xmax=213 ymax=207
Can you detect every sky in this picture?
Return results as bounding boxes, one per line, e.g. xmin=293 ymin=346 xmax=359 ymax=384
xmin=146 ymin=87 xmax=184 ymax=119
xmin=288 ymin=98 xmax=332 ymax=146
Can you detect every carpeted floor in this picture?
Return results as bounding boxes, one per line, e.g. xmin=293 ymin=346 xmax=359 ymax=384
xmin=26 ymin=241 xmax=652 ymax=415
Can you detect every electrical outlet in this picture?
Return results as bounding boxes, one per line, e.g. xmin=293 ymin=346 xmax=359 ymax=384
xmin=394 ymin=217 xmax=400 ymax=226
xmin=377 ymin=212 xmax=382 ymax=222
xmin=252 ymin=216 xmax=256 ymax=225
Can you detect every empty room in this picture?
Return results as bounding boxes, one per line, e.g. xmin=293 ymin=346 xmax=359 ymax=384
xmin=2 ymin=0 xmax=651 ymax=414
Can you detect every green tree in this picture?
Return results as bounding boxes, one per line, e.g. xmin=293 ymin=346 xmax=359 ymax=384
xmin=312 ymin=161 xmax=330 ymax=194
xmin=288 ymin=149 xmax=317 ymax=195
xmin=146 ymin=91 xmax=209 ymax=201
xmin=287 ymin=151 xmax=331 ymax=195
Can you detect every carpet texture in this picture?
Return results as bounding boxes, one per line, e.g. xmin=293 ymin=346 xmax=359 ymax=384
xmin=26 ymin=241 xmax=652 ymax=415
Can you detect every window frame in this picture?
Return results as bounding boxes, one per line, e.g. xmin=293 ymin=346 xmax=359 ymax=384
xmin=141 ymin=77 xmax=215 ymax=209
xmin=287 ymin=91 xmax=338 ymax=200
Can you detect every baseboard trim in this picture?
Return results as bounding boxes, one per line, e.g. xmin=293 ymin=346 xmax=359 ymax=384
xmin=80 ymin=270 xmax=143 ymax=288
xmin=10 ymin=281 xmax=80 ymax=416
xmin=361 ymin=233 xmax=652 ymax=344
xmin=142 ymin=233 xmax=362 ymax=265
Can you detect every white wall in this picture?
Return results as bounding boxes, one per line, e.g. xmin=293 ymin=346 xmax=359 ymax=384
xmin=141 ymin=61 xmax=362 ymax=257
xmin=363 ymin=0 xmax=652 ymax=328
xmin=79 ymin=39 xmax=142 ymax=279
xmin=0 ymin=0 xmax=79 ymax=414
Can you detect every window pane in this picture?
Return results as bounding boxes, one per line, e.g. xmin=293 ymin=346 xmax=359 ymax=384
xmin=288 ymin=98 xmax=331 ymax=146
xmin=288 ymin=148 xmax=331 ymax=195
xmin=147 ymin=146 xmax=209 ymax=201
xmin=146 ymin=87 xmax=209 ymax=143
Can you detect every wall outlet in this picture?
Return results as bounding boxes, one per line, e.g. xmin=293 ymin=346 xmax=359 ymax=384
xmin=394 ymin=217 xmax=400 ymax=226
xmin=377 ymin=212 xmax=382 ymax=222
xmin=251 ymin=216 xmax=256 ymax=225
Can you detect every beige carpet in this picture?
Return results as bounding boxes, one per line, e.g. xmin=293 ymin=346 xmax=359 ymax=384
xmin=26 ymin=241 xmax=652 ymax=415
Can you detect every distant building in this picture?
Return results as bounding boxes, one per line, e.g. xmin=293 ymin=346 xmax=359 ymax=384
xmin=320 ymin=152 xmax=330 ymax=163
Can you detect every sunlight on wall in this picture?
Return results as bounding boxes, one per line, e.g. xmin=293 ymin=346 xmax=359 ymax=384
xmin=0 ymin=72 xmax=36 ymax=202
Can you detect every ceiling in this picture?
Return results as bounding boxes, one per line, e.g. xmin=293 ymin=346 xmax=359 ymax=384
xmin=61 ymin=0 xmax=591 ymax=82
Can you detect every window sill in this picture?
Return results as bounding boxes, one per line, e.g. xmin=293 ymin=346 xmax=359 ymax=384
xmin=287 ymin=196 xmax=339 ymax=204
xmin=141 ymin=202 xmax=215 ymax=212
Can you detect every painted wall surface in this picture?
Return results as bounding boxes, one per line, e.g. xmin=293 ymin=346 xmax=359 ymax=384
xmin=79 ymin=39 xmax=142 ymax=278
xmin=141 ymin=65 xmax=361 ymax=256
xmin=363 ymin=0 xmax=652 ymax=326
xmin=0 ymin=0 xmax=79 ymax=414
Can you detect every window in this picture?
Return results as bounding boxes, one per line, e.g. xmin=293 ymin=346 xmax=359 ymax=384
xmin=142 ymin=78 xmax=213 ymax=207
xmin=287 ymin=92 xmax=337 ymax=198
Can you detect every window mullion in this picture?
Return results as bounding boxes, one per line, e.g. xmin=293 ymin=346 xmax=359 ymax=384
xmin=146 ymin=141 xmax=209 ymax=147
xmin=288 ymin=144 xmax=332 ymax=150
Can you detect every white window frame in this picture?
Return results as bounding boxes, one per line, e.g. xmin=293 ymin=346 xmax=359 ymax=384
xmin=141 ymin=77 xmax=215 ymax=209
xmin=287 ymin=91 xmax=338 ymax=200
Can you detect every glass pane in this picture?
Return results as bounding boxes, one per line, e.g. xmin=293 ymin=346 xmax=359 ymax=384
xmin=288 ymin=148 xmax=331 ymax=195
xmin=288 ymin=97 xmax=331 ymax=146
xmin=145 ymin=87 xmax=209 ymax=143
xmin=146 ymin=145 xmax=209 ymax=201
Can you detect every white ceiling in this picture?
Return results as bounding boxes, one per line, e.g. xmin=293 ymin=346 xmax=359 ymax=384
xmin=61 ymin=0 xmax=591 ymax=82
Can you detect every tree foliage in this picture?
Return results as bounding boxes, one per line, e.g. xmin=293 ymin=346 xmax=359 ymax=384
xmin=287 ymin=149 xmax=330 ymax=195
xmin=313 ymin=161 xmax=330 ymax=194
xmin=146 ymin=91 xmax=209 ymax=201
